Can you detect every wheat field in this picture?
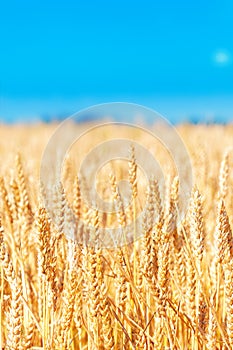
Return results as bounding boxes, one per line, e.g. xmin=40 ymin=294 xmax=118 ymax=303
xmin=0 ymin=122 xmax=233 ymax=349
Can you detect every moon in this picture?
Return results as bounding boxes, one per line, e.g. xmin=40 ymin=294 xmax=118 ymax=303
xmin=213 ymin=50 xmax=231 ymax=65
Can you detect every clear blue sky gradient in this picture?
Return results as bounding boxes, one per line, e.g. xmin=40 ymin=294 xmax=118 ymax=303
xmin=0 ymin=0 xmax=233 ymax=122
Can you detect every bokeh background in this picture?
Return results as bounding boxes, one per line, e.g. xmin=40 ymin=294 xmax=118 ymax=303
xmin=0 ymin=0 xmax=233 ymax=123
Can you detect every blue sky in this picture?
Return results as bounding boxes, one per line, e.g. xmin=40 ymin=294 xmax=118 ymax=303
xmin=0 ymin=0 xmax=233 ymax=122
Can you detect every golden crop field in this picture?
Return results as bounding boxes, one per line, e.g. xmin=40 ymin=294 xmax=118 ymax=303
xmin=0 ymin=122 xmax=233 ymax=349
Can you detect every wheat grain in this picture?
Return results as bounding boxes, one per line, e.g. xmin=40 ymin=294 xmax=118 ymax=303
xmin=0 ymin=124 xmax=233 ymax=349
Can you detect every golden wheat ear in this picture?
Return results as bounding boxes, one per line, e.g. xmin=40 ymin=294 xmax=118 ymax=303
xmin=15 ymin=152 xmax=33 ymax=220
